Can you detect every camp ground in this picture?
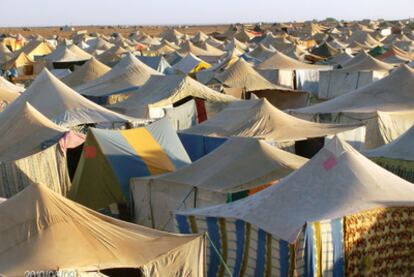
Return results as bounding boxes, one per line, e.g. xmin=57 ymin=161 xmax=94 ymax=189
xmin=0 ymin=10 xmax=413 ymax=276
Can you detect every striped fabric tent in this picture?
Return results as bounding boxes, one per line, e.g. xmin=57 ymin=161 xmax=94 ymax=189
xmin=175 ymin=137 xmax=414 ymax=277
xmin=69 ymin=118 xmax=191 ymax=210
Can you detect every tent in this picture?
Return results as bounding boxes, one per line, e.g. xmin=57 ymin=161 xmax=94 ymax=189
xmin=175 ymin=137 xmax=414 ymax=277
xmin=0 ymin=184 xmax=205 ymax=276
xmin=256 ymin=50 xmax=331 ymax=93
xmin=61 ymin=57 xmax=111 ymax=87
xmin=2 ymin=52 xmax=34 ymax=76
xmin=0 ymin=76 xmax=24 ymax=93
xmin=0 ymin=87 xmax=19 ymax=111
xmin=43 ymin=44 xmax=92 ymax=70
xmin=173 ymin=53 xmax=211 ymax=75
xmin=108 ymin=74 xmax=235 ymax=118
xmin=131 ymin=137 xmax=308 ymax=231
xmin=182 ymin=98 xmax=360 ymax=144
xmin=318 ymin=51 xmax=394 ymax=99
xmin=16 ymin=40 xmax=54 ymax=60
xmin=76 ymin=53 xmax=163 ymax=103
xmin=137 ymin=55 xmax=173 ymax=74
xmin=97 ymin=45 xmax=127 ymax=66
xmin=85 ymin=37 xmax=114 ymax=52
xmin=69 ymin=118 xmax=191 ymax=211
xmin=215 ymin=58 xmax=282 ymax=93
xmin=178 ymin=41 xmax=225 ymax=63
xmin=293 ymin=65 xmax=414 ymax=149
xmin=245 ymin=44 xmax=275 ymax=62
xmin=0 ymin=103 xmax=74 ymax=198
xmin=0 ymin=43 xmax=12 ymax=64
xmin=3 ymin=69 xmax=135 ymax=127
xmin=160 ymin=28 xmax=184 ymax=44
xmin=364 ymin=123 xmax=414 ymax=182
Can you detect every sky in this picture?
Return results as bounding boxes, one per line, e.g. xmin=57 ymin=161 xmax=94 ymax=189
xmin=0 ymin=0 xmax=412 ymax=27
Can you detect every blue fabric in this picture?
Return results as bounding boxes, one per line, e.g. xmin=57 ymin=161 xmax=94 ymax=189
xmin=255 ymin=229 xmax=267 ymax=277
xmin=175 ymin=214 xmax=191 ymax=234
xmin=206 ymin=217 xmax=221 ymax=277
xmin=279 ymin=240 xmax=290 ymax=277
xmin=233 ymin=220 xmax=245 ymax=277
xmin=306 ymin=223 xmax=315 ymax=277
xmin=92 ymin=129 xmax=151 ymax=198
xmin=178 ymin=133 xmax=227 ymax=162
xmin=332 ymin=219 xmax=344 ymax=277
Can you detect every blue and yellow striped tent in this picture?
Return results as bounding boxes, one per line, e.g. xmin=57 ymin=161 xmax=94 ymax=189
xmin=69 ymin=118 xmax=191 ymax=210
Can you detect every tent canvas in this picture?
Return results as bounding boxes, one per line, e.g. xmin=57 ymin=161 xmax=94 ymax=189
xmin=0 ymin=184 xmax=205 ymax=277
xmin=131 ymin=137 xmax=307 ymax=231
xmin=69 ymin=118 xmax=191 ymax=210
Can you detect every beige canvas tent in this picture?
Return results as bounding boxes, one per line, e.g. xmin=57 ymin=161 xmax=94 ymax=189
xmin=256 ymin=50 xmax=331 ymax=93
xmin=2 ymin=52 xmax=34 ymax=75
xmin=97 ymin=45 xmax=127 ymax=66
xmin=3 ymin=69 xmax=136 ymax=127
xmin=61 ymin=57 xmax=111 ymax=87
xmin=215 ymin=58 xmax=282 ymax=93
xmin=131 ymin=137 xmax=308 ymax=231
xmin=0 ymin=87 xmax=19 ymax=111
xmin=318 ymin=51 xmax=394 ymax=99
xmin=182 ymin=98 xmax=360 ymax=143
xmin=293 ymin=65 xmax=414 ymax=149
xmin=0 ymin=184 xmax=205 ymax=276
xmin=109 ymin=74 xmax=235 ymax=118
xmin=0 ymin=103 xmax=71 ymax=198
xmin=76 ymin=53 xmax=162 ymax=102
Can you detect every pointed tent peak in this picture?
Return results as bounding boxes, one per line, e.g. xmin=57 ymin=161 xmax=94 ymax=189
xmin=116 ymin=52 xmax=162 ymax=75
xmin=183 ymin=98 xmax=361 ymax=142
xmin=139 ymin=136 xmax=308 ymax=194
xmin=257 ymin=49 xmax=330 ymax=70
xmin=216 ymin=58 xmax=281 ymax=91
xmin=0 ymin=183 xmax=204 ymax=276
xmin=0 ymin=101 xmax=67 ymax=162
xmin=20 ymin=102 xmax=67 ymax=132
xmin=6 ymin=67 xmax=135 ymax=127
xmin=178 ymin=135 xmax=414 ymax=242
xmin=61 ymin=57 xmax=111 ymax=88
xmin=340 ymin=50 xmax=395 ymax=71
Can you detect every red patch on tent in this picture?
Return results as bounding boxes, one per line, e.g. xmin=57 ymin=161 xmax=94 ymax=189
xmin=84 ymin=146 xmax=96 ymax=158
xmin=195 ymin=98 xmax=207 ymax=123
xmin=323 ymin=155 xmax=337 ymax=171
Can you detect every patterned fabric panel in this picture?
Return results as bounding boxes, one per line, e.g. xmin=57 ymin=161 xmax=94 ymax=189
xmin=344 ymin=207 xmax=414 ymax=276
xmin=175 ymin=214 xmax=290 ymax=277
xmin=305 ymin=218 xmax=344 ymax=277
xmin=371 ymin=157 xmax=414 ymax=183
xmin=0 ymin=144 xmax=70 ymax=198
